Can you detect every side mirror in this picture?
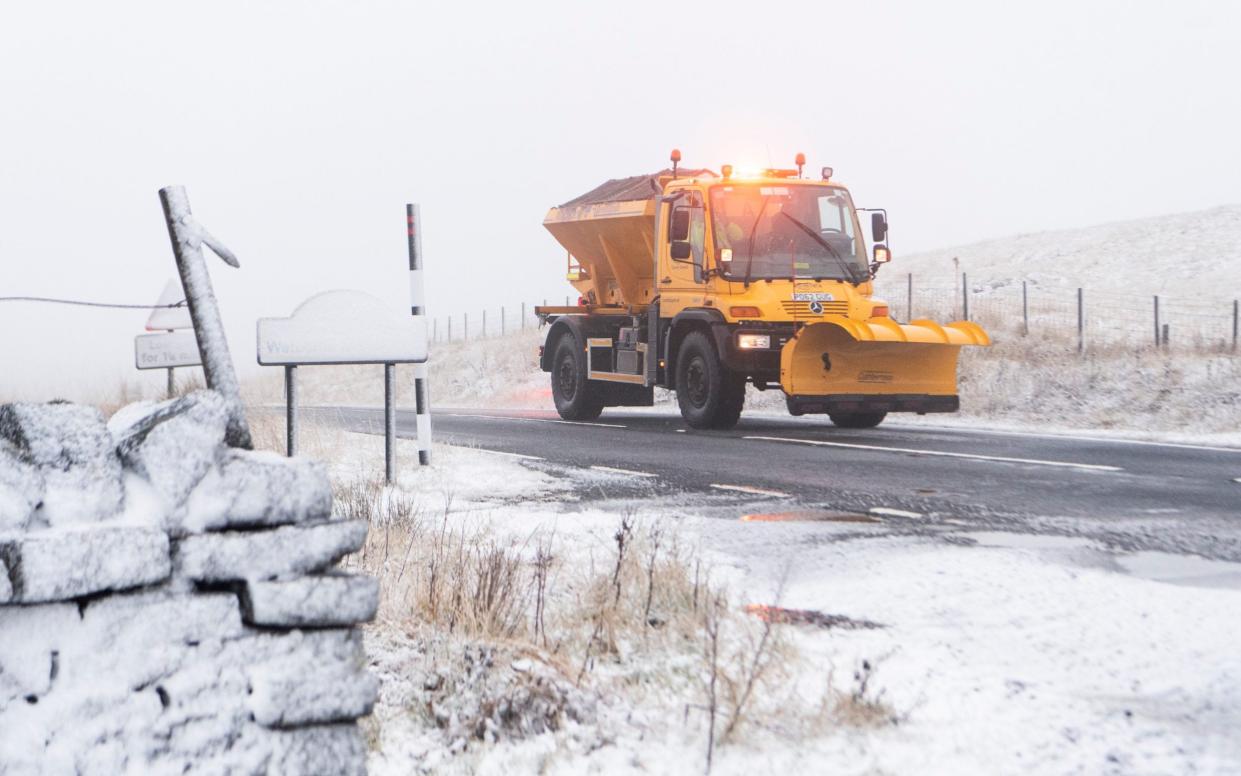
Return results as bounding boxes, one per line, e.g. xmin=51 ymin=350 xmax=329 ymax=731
xmin=872 ymin=244 xmax=891 ymax=264
xmin=670 ymin=208 xmax=691 ymax=242
xmin=671 ymin=241 xmax=693 ymax=261
xmin=871 ymin=212 xmax=888 ymax=243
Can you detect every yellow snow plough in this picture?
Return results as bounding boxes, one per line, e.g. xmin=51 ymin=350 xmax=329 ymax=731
xmin=535 ymin=151 xmax=989 ymax=429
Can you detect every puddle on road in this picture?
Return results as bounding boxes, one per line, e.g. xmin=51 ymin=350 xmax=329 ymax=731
xmin=741 ymin=510 xmax=879 ymax=524
xmin=964 ymin=532 xmax=1095 ymax=551
xmin=1116 ymin=552 xmax=1241 ymax=590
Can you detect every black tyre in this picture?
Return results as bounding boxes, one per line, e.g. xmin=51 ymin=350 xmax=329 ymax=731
xmin=550 ymin=335 xmax=604 ymax=421
xmin=828 ymin=411 xmax=887 ymax=429
xmin=675 ymin=331 xmax=745 ymax=429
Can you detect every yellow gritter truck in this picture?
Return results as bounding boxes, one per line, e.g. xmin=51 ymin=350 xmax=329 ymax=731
xmin=535 ymin=150 xmax=989 ymax=429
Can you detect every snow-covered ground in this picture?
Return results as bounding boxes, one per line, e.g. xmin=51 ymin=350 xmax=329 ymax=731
xmin=303 ymin=428 xmax=1241 ymax=775
xmin=885 ymin=205 xmax=1241 ymax=297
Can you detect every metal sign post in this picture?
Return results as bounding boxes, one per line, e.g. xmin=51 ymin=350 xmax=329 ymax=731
xmin=406 ymin=204 xmax=433 ymax=466
xmin=284 ymin=365 xmax=297 ymax=456
xmin=384 ymin=364 xmax=396 ymax=482
xmin=257 ymin=290 xmax=428 ymax=482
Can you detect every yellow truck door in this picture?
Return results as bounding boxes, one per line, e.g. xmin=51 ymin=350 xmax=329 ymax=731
xmin=660 ymin=192 xmax=709 ymax=314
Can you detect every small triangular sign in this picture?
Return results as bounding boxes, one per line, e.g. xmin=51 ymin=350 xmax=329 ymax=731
xmin=145 ymin=279 xmax=193 ymax=331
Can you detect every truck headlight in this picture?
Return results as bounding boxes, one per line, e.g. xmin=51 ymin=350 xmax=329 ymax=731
xmin=737 ymin=334 xmax=771 ymax=350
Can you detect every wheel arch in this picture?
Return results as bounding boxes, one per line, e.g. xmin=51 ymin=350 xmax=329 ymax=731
xmin=540 ymin=316 xmax=623 ymax=372
xmin=665 ymin=308 xmax=727 ymax=389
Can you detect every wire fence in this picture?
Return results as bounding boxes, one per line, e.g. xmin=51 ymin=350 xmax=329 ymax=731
xmin=872 ymin=273 xmax=1240 ymax=352
xmin=429 ymin=276 xmax=1240 ymax=354
xmin=427 ymin=298 xmax=572 ymax=343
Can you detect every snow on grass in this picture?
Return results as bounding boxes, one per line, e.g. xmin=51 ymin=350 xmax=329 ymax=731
xmin=291 ymin=426 xmax=1241 ymax=775
xmin=882 ymin=204 xmax=1241 ymax=299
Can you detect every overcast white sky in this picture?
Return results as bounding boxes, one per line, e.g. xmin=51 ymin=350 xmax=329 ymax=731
xmin=3 ymin=0 xmax=1240 ymax=400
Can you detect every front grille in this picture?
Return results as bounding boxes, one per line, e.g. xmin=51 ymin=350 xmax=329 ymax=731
xmin=779 ymin=301 xmax=849 ymax=318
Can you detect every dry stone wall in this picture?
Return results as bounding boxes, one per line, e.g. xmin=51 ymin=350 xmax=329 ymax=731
xmin=0 ymin=393 xmax=377 ymax=775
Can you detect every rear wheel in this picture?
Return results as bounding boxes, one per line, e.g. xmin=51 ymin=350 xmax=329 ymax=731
xmin=676 ymin=331 xmax=745 ymax=429
xmin=551 ymin=335 xmax=604 ymax=421
xmin=828 ymin=411 xmax=887 ymax=429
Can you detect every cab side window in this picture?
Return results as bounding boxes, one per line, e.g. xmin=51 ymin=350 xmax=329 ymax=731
xmin=670 ymin=192 xmax=707 ymax=282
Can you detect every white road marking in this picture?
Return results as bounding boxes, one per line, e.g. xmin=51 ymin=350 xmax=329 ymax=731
xmin=709 ymin=483 xmax=792 ymax=498
xmin=744 ymin=435 xmax=1123 ymax=472
xmin=888 ymin=423 xmax=1241 ymax=454
xmin=444 ymin=412 xmax=626 ymax=429
xmin=675 ymin=429 xmax=687 ymax=433
xmin=869 ymin=507 xmax=924 ymax=519
xmin=1234 ymin=478 xmax=1241 ymax=484
xmin=590 ymin=465 xmax=658 ymax=478
xmin=472 ymin=448 xmax=545 ymax=461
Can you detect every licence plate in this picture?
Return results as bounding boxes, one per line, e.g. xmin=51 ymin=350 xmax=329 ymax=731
xmin=792 ymin=293 xmax=834 ymax=302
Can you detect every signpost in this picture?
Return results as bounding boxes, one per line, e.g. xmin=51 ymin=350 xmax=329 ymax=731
xmin=135 ymin=332 xmax=201 ymax=397
xmin=257 ymin=289 xmax=429 ymax=481
xmin=140 ymin=279 xmax=197 ymax=398
xmin=160 ymin=185 xmax=252 ymax=449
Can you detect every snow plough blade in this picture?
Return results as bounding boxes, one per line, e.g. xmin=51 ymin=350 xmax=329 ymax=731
xmin=779 ymin=317 xmax=990 ymax=414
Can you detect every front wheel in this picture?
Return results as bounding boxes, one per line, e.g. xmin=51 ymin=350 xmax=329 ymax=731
xmin=828 ymin=411 xmax=887 ymax=429
xmin=551 ymin=335 xmax=604 ymax=421
xmin=675 ymin=331 xmax=745 ymax=429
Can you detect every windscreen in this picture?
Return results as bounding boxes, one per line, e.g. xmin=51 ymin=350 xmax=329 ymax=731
xmin=709 ymin=184 xmax=867 ymax=283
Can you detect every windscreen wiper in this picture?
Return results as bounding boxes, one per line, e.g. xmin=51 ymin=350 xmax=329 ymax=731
xmin=777 ymin=211 xmax=864 ymax=285
xmin=742 ymin=195 xmax=773 ymax=289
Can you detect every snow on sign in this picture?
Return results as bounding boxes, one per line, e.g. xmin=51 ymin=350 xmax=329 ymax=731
xmin=134 ymin=331 xmax=202 ymax=369
xmin=145 ymin=278 xmax=193 ymax=331
xmin=256 ymin=290 xmax=428 ymax=366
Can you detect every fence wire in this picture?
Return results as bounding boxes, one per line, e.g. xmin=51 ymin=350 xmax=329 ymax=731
xmin=432 ymin=277 xmax=1240 ymax=353
xmin=874 ymin=274 xmax=1239 ymax=351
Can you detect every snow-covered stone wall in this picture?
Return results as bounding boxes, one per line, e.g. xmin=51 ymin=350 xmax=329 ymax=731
xmin=0 ymin=393 xmax=377 ymax=774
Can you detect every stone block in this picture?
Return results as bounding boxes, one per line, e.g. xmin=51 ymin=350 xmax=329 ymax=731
xmin=0 ymin=402 xmax=123 ymax=525
xmin=66 ymin=591 xmax=243 ymax=692
xmin=0 ymin=441 xmax=44 ymax=532
xmin=176 ymin=520 xmax=367 ymax=582
xmin=267 ymin=723 xmax=367 ymax=775
xmin=250 ymin=657 xmax=378 ymax=727
xmin=112 ymin=391 xmax=228 ymax=511
xmin=0 ymin=525 xmax=170 ymax=603
xmin=240 ymin=572 xmax=379 ymax=627
xmin=0 ymin=602 xmax=80 ymax=704
xmin=79 ymin=590 xmax=244 ymax=648
xmin=183 ymin=449 xmax=332 ymax=534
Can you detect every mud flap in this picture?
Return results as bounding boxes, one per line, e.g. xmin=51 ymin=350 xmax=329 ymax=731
xmin=779 ymin=317 xmax=989 ymax=403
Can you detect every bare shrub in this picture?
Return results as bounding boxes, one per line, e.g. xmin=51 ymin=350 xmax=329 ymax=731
xmin=339 ymin=470 xmax=872 ymax=760
xmin=828 ymin=658 xmax=900 ymax=728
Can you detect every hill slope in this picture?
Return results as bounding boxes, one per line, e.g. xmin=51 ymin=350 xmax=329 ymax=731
xmin=885 ymin=205 xmax=1241 ymax=297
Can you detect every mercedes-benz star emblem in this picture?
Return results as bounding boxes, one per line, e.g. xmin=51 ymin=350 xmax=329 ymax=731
xmin=808 ymin=301 xmax=824 ymax=314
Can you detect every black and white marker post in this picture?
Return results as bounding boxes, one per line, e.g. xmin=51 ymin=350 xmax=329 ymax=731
xmin=407 ymin=204 xmax=433 ymax=466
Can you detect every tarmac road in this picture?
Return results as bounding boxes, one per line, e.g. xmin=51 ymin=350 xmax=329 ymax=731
xmin=315 ymin=406 xmax=1241 ymax=559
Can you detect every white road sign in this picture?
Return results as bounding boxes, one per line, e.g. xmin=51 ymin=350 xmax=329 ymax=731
xmin=145 ymin=279 xmax=193 ymax=331
xmin=135 ymin=331 xmax=202 ymax=369
xmin=256 ymin=290 xmax=428 ymax=366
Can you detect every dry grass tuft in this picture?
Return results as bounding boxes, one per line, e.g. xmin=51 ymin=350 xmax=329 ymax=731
xmin=346 ymin=487 xmax=817 ymax=768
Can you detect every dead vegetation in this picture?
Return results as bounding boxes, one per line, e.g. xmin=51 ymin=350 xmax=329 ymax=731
xmin=333 ymin=471 xmax=896 ymax=771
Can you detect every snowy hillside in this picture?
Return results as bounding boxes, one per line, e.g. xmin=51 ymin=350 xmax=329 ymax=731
xmin=885 ymin=205 xmax=1241 ymax=297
